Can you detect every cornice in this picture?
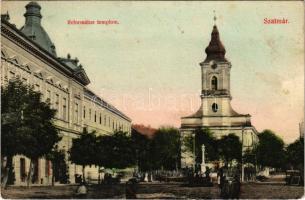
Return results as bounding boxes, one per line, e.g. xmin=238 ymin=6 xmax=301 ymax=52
xmin=1 ymin=20 xmax=90 ymax=86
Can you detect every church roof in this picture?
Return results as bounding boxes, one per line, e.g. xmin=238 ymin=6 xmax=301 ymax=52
xmin=20 ymin=1 xmax=57 ymax=56
xmin=203 ymin=25 xmax=227 ymax=63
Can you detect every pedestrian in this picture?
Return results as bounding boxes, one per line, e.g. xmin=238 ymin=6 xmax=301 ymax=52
xmin=75 ymin=181 xmax=87 ymax=199
xmin=126 ymin=180 xmax=137 ymax=199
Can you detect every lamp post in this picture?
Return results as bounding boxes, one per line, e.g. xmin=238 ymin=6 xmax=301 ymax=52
xmin=241 ymin=126 xmax=244 ymax=182
xmin=193 ymin=132 xmax=196 ymax=171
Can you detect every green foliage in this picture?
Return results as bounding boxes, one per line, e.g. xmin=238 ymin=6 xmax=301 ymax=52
xmin=70 ymin=128 xmax=97 ymax=167
xmin=218 ymin=133 xmax=242 ymax=164
xmin=132 ymin=126 xmax=181 ymax=171
xmin=131 ymin=129 xmax=153 ymax=171
xmin=182 ymin=134 xmax=194 ymax=156
xmin=194 ymin=128 xmax=218 ymax=163
xmin=242 ymin=149 xmax=256 ymax=165
xmin=286 ymin=137 xmax=304 ymax=171
xmin=150 ymin=127 xmax=181 ymax=170
xmin=46 ymin=146 xmax=68 ymax=184
xmin=70 ymin=129 xmax=135 ymax=171
xmin=255 ymin=129 xmax=285 ymax=169
xmin=1 ymin=78 xmax=61 ymax=159
xmin=97 ymin=130 xmax=135 ymax=169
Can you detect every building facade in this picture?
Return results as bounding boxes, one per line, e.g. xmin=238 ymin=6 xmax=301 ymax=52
xmin=1 ymin=2 xmax=131 ymax=185
xmin=180 ymin=24 xmax=259 ymax=168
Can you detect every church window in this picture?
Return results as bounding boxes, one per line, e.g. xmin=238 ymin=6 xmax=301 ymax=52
xmin=211 ymin=76 xmax=218 ymax=90
xmin=212 ymin=63 xmax=217 ymax=69
xmin=212 ymin=103 xmax=218 ymax=112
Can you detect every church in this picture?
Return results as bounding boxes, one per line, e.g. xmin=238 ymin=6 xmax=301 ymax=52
xmin=180 ymin=22 xmax=259 ymax=168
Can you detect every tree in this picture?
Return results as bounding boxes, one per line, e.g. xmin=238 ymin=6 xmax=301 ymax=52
xmin=255 ymin=130 xmax=285 ymax=169
xmin=150 ymin=127 xmax=181 ymax=170
xmin=46 ymin=146 xmax=68 ymax=185
xmin=1 ymin=78 xmax=61 ymax=187
xmin=242 ymin=148 xmax=256 ymax=165
xmin=182 ymin=128 xmax=218 ymax=168
xmin=218 ymin=134 xmax=242 ymax=165
xmin=286 ymin=137 xmax=304 ymax=171
xmin=195 ymin=128 xmax=218 ymax=163
xmin=70 ymin=128 xmax=97 ymax=182
xmin=131 ymin=128 xmax=153 ymax=171
xmin=97 ymin=130 xmax=135 ymax=170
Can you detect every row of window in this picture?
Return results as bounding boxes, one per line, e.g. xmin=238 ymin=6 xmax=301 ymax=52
xmin=19 ymin=157 xmax=50 ymax=183
xmin=5 ymin=69 xmax=130 ymax=132
xmin=83 ymin=106 xmax=128 ymax=132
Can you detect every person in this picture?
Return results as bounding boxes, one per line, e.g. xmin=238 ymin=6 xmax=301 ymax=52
xmin=76 ymin=181 xmax=87 ymax=198
xmin=125 ymin=180 xmax=137 ymax=199
xmin=217 ymin=167 xmax=223 ymax=189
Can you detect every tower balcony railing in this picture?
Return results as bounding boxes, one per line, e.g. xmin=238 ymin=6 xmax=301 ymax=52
xmin=201 ymin=89 xmax=230 ymax=96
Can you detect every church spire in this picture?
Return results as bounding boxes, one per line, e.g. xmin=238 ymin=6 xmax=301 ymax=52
xmin=203 ymin=12 xmax=227 ymax=63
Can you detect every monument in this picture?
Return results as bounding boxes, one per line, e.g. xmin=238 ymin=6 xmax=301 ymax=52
xmin=201 ymin=145 xmax=206 ymax=173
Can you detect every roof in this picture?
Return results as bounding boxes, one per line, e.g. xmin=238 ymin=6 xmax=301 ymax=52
xmin=132 ymin=124 xmax=157 ymax=138
xmin=202 ymin=25 xmax=227 ymax=63
xmin=20 ymin=1 xmax=57 ymax=56
xmin=182 ymin=105 xmax=249 ymax=119
xmin=84 ymin=88 xmax=131 ymax=122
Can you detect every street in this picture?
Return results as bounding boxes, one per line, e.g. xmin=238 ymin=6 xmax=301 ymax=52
xmin=2 ymin=182 xmax=304 ymax=199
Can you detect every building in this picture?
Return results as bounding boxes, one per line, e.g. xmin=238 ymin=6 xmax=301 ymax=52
xmin=1 ymin=2 xmax=131 ymax=185
xmin=180 ymin=23 xmax=259 ymax=168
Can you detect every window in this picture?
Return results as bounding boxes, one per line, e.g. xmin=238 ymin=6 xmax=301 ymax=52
xmin=94 ymin=111 xmax=97 ymax=123
xmin=75 ymin=103 xmax=79 ymax=123
xmin=211 ymin=76 xmax=218 ymax=90
xmin=104 ymin=115 xmax=106 ymax=125
xmin=9 ymin=71 xmax=15 ymax=80
xmin=46 ymin=90 xmax=51 ymax=103
xmin=212 ymin=103 xmax=218 ymax=112
xmin=45 ymin=160 xmax=50 ymax=177
xmin=113 ymin=121 xmax=114 ymax=130
xmin=83 ymin=106 xmax=86 ymax=119
xmin=55 ymin=94 xmax=59 ymax=115
xmin=34 ymin=84 xmax=40 ymax=92
xmin=20 ymin=158 xmax=26 ymax=182
xmin=99 ymin=114 xmax=102 ymax=124
xmin=62 ymin=98 xmax=67 ymax=120
xmin=89 ymin=109 xmax=91 ymax=120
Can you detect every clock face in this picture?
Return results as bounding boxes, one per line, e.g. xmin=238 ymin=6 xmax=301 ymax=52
xmin=212 ymin=63 xmax=217 ymax=69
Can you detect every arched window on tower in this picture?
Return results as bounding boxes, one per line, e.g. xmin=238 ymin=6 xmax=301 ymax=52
xmin=211 ymin=76 xmax=218 ymax=90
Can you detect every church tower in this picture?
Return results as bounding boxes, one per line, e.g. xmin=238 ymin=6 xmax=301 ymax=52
xmin=180 ymin=18 xmax=259 ymax=168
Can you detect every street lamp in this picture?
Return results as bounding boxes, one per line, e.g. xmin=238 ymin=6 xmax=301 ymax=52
xmin=193 ymin=131 xmax=196 ymax=171
xmin=241 ymin=126 xmax=244 ymax=182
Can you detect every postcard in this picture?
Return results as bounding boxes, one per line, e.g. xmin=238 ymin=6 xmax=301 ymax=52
xmin=1 ymin=1 xmax=304 ymax=199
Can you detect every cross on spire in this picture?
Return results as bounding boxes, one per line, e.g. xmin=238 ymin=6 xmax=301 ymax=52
xmin=213 ymin=10 xmax=217 ymax=25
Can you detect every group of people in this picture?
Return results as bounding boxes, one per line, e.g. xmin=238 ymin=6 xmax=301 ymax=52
xmin=217 ymin=165 xmax=241 ymax=198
